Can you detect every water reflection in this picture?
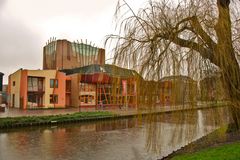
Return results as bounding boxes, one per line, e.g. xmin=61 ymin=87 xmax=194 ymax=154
xmin=0 ymin=107 xmax=230 ymax=160
xmin=145 ymin=107 xmax=230 ymax=157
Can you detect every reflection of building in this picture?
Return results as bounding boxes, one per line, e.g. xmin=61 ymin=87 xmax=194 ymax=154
xmin=43 ymin=39 xmax=105 ymax=70
xmin=96 ymin=118 xmax=137 ymax=131
xmin=62 ymin=64 xmax=140 ymax=109
xmin=8 ymin=69 xmax=69 ymax=109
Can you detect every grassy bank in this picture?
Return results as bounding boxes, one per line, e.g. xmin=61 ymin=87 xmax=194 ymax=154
xmin=172 ymin=141 xmax=240 ymax=160
xmin=166 ymin=125 xmax=240 ymax=160
xmin=0 ymin=111 xmax=115 ymax=128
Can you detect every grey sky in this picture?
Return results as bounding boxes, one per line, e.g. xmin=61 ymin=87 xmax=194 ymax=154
xmin=0 ymin=0 xmax=146 ymax=84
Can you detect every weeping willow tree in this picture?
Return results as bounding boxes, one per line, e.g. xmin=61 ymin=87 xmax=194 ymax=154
xmin=106 ymin=0 xmax=240 ymax=124
xmin=106 ymin=0 xmax=240 ymax=155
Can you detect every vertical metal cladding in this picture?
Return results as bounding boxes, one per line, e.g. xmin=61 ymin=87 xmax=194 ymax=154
xmin=43 ymin=39 xmax=105 ymax=70
xmin=43 ymin=38 xmax=57 ymax=69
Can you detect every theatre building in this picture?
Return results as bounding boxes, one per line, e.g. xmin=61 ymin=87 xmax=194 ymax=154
xmin=8 ymin=38 xmax=142 ymax=110
xmin=62 ymin=64 xmax=141 ymax=110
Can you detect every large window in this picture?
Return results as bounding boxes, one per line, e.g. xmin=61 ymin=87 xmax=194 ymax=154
xmin=27 ymin=93 xmax=43 ymax=108
xmin=50 ymin=94 xmax=58 ymax=104
xmin=28 ymin=77 xmax=44 ymax=92
xmin=79 ymin=83 xmax=96 ymax=106
xmin=79 ymin=95 xmax=94 ymax=104
xmin=50 ymin=79 xmax=58 ymax=88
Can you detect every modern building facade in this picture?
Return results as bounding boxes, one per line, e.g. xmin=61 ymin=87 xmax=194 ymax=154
xmin=62 ymin=64 xmax=140 ymax=110
xmin=8 ymin=64 xmax=140 ymax=110
xmin=43 ymin=39 xmax=105 ymax=70
xmin=8 ymin=38 xmax=199 ymax=110
xmin=8 ymin=69 xmax=70 ymax=109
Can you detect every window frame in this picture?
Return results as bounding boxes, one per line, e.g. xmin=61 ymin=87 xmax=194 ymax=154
xmin=50 ymin=79 xmax=58 ymax=88
xmin=50 ymin=94 xmax=58 ymax=104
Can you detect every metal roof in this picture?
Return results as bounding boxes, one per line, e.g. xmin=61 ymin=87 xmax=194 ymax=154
xmin=61 ymin=64 xmax=141 ymax=78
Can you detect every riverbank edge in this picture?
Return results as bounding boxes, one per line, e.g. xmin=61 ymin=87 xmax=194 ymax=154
xmin=0 ymin=112 xmax=116 ymax=129
xmin=0 ymin=103 xmax=227 ymax=129
xmin=161 ymin=124 xmax=240 ymax=160
xmin=169 ymin=141 xmax=240 ymax=160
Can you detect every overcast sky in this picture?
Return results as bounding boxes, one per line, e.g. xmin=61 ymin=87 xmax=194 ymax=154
xmin=0 ymin=0 xmax=146 ymax=84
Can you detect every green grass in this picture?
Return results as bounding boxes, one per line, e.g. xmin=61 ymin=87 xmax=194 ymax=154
xmin=0 ymin=111 xmax=115 ymax=128
xmin=172 ymin=142 xmax=240 ymax=160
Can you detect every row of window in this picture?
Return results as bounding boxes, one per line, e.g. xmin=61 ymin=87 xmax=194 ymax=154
xmin=27 ymin=94 xmax=58 ymax=104
xmin=79 ymin=95 xmax=94 ymax=104
xmin=50 ymin=79 xmax=58 ymax=88
xmin=13 ymin=79 xmax=58 ymax=89
xmin=28 ymin=77 xmax=44 ymax=91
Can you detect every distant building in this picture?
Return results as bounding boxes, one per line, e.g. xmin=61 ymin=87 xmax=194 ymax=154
xmin=137 ymin=75 xmax=197 ymax=107
xmin=43 ymin=39 xmax=105 ymax=70
xmin=8 ymin=69 xmax=70 ymax=109
xmin=1 ymin=85 xmax=8 ymax=104
xmin=0 ymin=72 xmax=3 ymax=92
xmin=0 ymin=72 xmax=4 ymax=105
xmin=199 ymin=75 xmax=228 ymax=101
xmin=159 ymin=75 xmax=197 ymax=105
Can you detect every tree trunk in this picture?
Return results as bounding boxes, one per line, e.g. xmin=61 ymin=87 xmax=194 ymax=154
xmin=215 ymin=0 xmax=240 ymax=129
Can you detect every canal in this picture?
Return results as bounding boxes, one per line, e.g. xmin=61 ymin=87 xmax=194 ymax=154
xmin=0 ymin=107 xmax=230 ymax=160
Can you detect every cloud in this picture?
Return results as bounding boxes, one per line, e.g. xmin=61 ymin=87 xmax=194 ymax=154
xmin=0 ymin=0 xmax=146 ymax=84
xmin=0 ymin=0 xmax=116 ymax=84
xmin=0 ymin=14 xmax=42 ymax=83
xmin=0 ymin=0 xmax=6 ymax=8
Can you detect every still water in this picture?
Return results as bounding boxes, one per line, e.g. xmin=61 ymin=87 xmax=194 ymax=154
xmin=0 ymin=107 xmax=229 ymax=160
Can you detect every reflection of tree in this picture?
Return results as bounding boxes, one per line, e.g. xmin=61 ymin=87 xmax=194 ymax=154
xmin=145 ymin=108 xmax=229 ymax=156
xmin=0 ymin=110 xmax=229 ymax=159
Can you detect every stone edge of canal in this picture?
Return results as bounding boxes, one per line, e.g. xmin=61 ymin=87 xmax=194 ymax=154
xmin=0 ymin=104 xmax=227 ymax=129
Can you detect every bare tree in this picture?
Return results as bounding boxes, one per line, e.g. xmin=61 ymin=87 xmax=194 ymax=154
xmin=106 ymin=0 xmax=240 ymax=128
